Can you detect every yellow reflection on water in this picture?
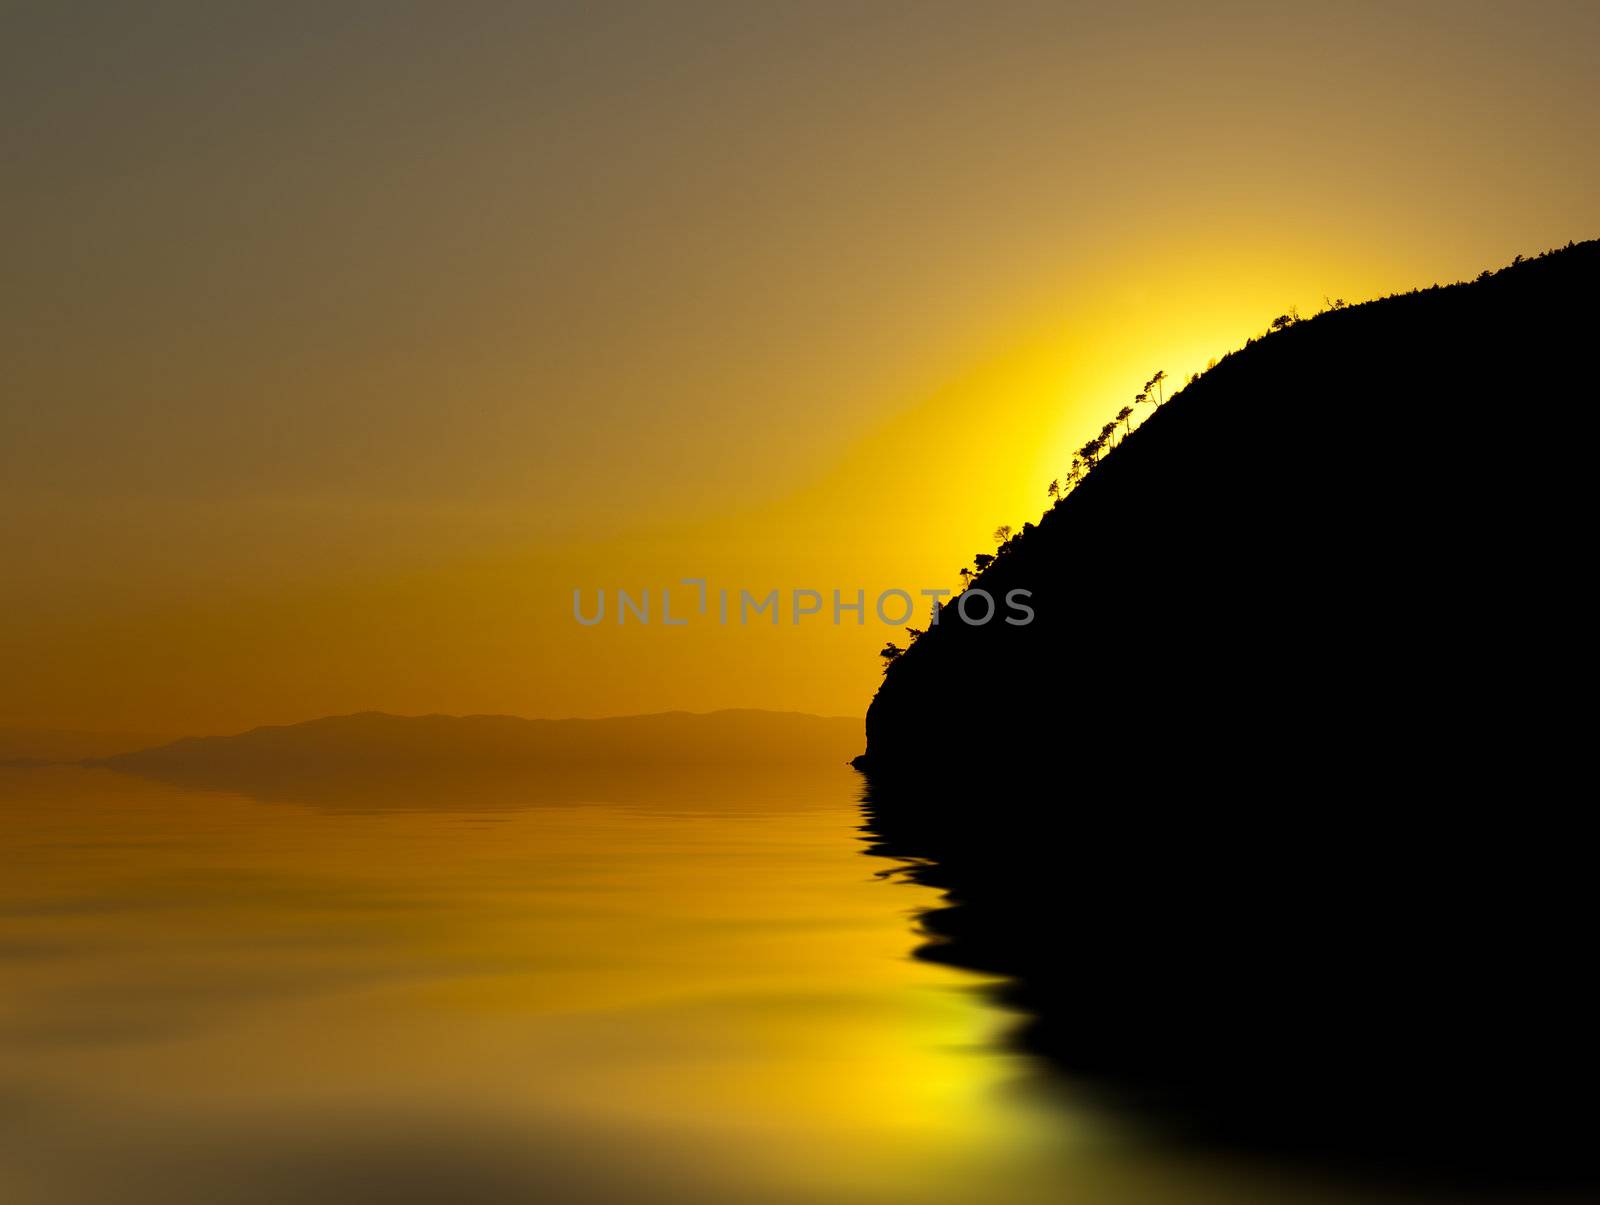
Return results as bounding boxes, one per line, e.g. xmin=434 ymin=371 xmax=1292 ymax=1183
xmin=1 ymin=765 xmax=1444 ymax=1204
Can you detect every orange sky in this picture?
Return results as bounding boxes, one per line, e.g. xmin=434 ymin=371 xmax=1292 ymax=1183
xmin=3 ymin=2 xmax=1595 ymax=735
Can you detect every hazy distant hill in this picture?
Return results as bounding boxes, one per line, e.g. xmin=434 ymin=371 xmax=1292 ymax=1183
xmin=105 ymin=709 xmax=861 ymax=768
xmin=95 ymin=710 xmax=864 ymax=810
xmin=0 ymin=727 xmax=171 ymax=763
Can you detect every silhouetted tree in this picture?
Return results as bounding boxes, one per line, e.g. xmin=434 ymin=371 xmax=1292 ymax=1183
xmin=1150 ymin=369 xmax=1167 ymax=405
xmin=1047 ymin=479 xmax=1060 ymax=502
xmin=1116 ymin=405 xmax=1134 ymax=436
xmin=994 ymin=525 xmax=1012 ymax=545
xmin=959 ymin=567 xmax=973 ymax=590
xmin=973 ymin=553 xmax=994 ymax=573
xmin=879 ymin=642 xmax=903 ymax=672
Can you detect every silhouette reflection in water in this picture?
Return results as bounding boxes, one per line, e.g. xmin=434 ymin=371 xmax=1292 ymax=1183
xmin=859 ymin=774 xmax=1598 ymax=1196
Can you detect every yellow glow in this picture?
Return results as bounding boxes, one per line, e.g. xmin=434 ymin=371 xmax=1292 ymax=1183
xmin=4 ymin=5 xmax=1596 ymax=732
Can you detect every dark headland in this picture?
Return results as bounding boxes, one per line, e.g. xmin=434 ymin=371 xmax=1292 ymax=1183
xmin=856 ymin=242 xmax=1597 ymax=1188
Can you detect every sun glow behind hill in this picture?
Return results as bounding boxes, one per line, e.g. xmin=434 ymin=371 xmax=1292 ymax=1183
xmin=3 ymin=3 xmax=1596 ymax=734
xmin=0 ymin=242 xmax=1534 ymax=734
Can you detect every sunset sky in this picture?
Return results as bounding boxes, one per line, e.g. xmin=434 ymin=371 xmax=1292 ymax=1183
xmin=4 ymin=1 xmax=1595 ymax=736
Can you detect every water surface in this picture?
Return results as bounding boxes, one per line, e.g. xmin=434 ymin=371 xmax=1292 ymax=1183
xmin=1 ymin=764 xmax=1449 ymax=1204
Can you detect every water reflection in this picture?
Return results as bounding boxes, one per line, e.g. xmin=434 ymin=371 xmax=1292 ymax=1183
xmin=4 ymin=761 xmax=1578 ymax=1205
xmin=99 ymin=756 xmax=868 ymax=813
xmin=858 ymin=776 xmax=1598 ymax=1199
xmin=0 ymin=763 xmax=1040 ymax=1205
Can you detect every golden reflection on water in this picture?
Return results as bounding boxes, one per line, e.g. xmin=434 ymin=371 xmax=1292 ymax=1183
xmin=1 ymin=765 xmax=1434 ymax=1204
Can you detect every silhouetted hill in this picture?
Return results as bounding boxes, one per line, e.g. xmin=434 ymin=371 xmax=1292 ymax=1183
xmin=862 ymin=241 xmax=1593 ymax=782
xmin=857 ymin=242 xmax=1598 ymax=1186
xmin=97 ymin=710 xmax=863 ymax=810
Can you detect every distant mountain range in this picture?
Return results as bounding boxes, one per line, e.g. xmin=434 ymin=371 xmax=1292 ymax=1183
xmin=0 ymin=726 xmax=172 ymax=764
xmin=99 ymin=709 xmax=858 ymax=768
xmin=82 ymin=710 xmax=864 ymax=810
